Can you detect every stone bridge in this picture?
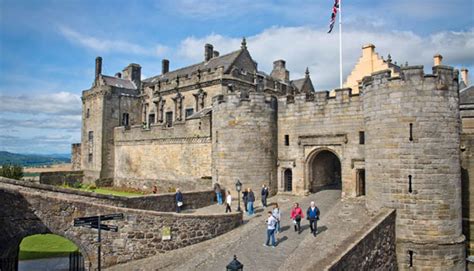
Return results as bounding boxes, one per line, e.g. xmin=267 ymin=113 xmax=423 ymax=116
xmin=0 ymin=177 xmax=241 ymax=270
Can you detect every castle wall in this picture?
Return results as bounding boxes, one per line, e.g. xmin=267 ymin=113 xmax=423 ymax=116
xmin=81 ymin=88 xmax=105 ymax=182
xmin=114 ymin=116 xmax=212 ymax=192
xmin=277 ymin=90 xmax=364 ymax=196
xmin=81 ymin=86 xmax=140 ymax=184
xmin=71 ymin=143 xmax=81 ymax=170
xmin=363 ymin=66 xmax=465 ymax=270
xmin=212 ymin=91 xmax=278 ymax=195
xmin=461 ymin=101 xmax=474 ymax=256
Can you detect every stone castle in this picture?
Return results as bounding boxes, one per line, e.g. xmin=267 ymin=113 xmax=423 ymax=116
xmin=72 ymin=39 xmax=473 ymax=269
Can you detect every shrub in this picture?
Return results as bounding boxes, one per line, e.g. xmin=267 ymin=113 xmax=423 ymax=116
xmin=0 ymin=164 xmax=24 ymax=180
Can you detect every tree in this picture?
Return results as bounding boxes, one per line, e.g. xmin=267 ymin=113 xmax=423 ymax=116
xmin=0 ymin=164 xmax=24 ymax=180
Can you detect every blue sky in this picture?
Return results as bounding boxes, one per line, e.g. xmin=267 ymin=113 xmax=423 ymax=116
xmin=0 ymin=0 xmax=473 ymax=154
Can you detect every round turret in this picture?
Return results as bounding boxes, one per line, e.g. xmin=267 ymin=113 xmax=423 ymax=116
xmin=363 ymin=66 xmax=465 ymax=269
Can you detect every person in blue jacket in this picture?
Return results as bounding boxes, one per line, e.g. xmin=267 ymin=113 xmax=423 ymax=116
xmin=175 ymin=188 xmax=184 ymax=213
xmin=306 ymin=201 xmax=320 ymax=237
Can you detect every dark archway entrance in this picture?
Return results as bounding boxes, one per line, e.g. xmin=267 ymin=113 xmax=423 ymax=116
xmin=308 ymin=150 xmax=341 ymax=193
xmin=284 ymin=169 xmax=292 ymax=192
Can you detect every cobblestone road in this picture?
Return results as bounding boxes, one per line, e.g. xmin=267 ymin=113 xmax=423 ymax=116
xmin=108 ymin=188 xmax=352 ymax=271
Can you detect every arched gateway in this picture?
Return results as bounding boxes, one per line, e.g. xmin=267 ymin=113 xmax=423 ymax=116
xmin=307 ymin=149 xmax=342 ymax=193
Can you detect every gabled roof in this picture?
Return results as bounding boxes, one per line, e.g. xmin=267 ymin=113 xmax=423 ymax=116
xmin=143 ymin=49 xmax=244 ymax=84
xmin=102 ymin=75 xmax=137 ymax=89
xmin=291 ymin=76 xmax=315 ymax=93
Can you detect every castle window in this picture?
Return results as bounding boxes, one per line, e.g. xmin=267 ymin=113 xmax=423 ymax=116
xmin=148 ymin=114 xmax=155 ymax=125
xmin=88 ymin=131 xmax=93 ymax=142
xmin=359 ymin=131 xmax=365 ymax=144
xmin=165 ymin=111 xmax=173 ymax=127
xmin=284 ymin=135 xmax=290 ymax=146
xmin=408 ymin=250 xmax=414 ymax=267
xmin=86 ymin=108 xmax=90 ymax=118
xmin=408 ymin=175 xmax=413 ymax=193
xmin=185 ymin=108 xmax=194 ymax=118
xmin=216 ymin=131 xmax=218 ymax=143
xmin=88 ymin=153 xmax=93 ymax=163
xmin=409 ymin=123 xmax=413 ymax=141
xmin=122 ymin=113 xmax=129 ymax=126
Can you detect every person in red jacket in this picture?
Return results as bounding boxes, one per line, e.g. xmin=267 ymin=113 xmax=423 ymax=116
xmin=290 ymin=202 xmax=304 ymax=234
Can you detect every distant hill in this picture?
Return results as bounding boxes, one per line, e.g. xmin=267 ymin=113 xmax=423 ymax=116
xmin=0 ymin=151 xmax=70 ymax=167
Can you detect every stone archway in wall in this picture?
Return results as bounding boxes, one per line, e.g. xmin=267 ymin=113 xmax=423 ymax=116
xmin=306 ymin=148 xmax=342 ymax=193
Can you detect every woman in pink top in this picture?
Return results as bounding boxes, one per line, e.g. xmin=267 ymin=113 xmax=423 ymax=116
xmin=290 ymin=202 xmax=304 ymax=234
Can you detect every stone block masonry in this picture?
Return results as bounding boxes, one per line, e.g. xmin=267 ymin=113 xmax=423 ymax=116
xmin=326 ymin=209 xmax=397 ymax=271
xmin=0 ymin=177 xmax=241 ymax=270
xmin=40 ymin=170 xmax=83 ymax=187
xmin=363 ymin=66 xmax=465 ymax=270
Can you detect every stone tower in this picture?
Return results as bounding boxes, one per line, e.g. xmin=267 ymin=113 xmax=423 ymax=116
xmin=363 ymin=65 xmax=465 ymax=269
xmin=212 ymin=90 xmax=278 ymax=195
xmin=81 ymin=57 xmax=140 ymax=183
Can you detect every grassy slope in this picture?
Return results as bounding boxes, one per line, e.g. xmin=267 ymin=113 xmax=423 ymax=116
xmin=63 ymin=186 xmax=144 ymax=197
xmin=0 ymin=151 xmax=70 ymax=166
xmin=19 ymin=234 xmax=78 ymax=260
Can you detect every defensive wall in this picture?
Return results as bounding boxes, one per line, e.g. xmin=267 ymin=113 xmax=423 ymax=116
xmin=0 ymin=177 xmax=241 ymax=270
xmin=325 ymin=209 xmax=397 ymax=270
xmin=277 ymin=88 xmax=364 ymax=196
xmin=114 ymin=112 xmax=212 ymax=192
xmin=39 ymin=170 xmax=84 ymax=187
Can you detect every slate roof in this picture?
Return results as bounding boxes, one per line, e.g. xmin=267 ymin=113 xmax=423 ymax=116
xmin=102 ymin=75 xmax=137 ymax=89
xmin=460 ymin=85 xmax=474 ymax=104
xmin=186 ymin=107 xmax=212 ymax=120
xmin=291 ymin=78 xmax=306 ymax=91
xmin=143 ymin=50 xmax=243 ymax=84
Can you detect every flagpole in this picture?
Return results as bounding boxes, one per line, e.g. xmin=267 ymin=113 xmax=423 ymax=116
xmin=338 ymin=0 xmax=343 ymax=89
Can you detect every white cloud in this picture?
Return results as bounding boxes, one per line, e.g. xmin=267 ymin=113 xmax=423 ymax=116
xmin=177 ymin=26 xmax=474 ymax=89
xmin=0 ymin=91 xmax=81 ymax=115
xmin=58 ymin=25 xmax=169 ymax=57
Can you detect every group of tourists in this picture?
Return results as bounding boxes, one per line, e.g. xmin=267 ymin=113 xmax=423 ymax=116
xmin=264 ymin=201 xmax=320 ymax=248
xmin=214 ymin=183 xmax=271 ymax=215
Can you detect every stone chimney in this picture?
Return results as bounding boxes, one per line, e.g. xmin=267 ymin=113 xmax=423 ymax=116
xmin=95 ymin=56 xmax=102 ymax=80
xmin=205 ymin=44 xmax=213 ymax=61
xmin=462 ymin=68 xmax=469 ymax=86
xmin=213 ymin=51 xmax=220 ymax=58
xmin=270 ymin=60 xmax=290 ymax=82
xmin=434 ymin=54 xmax=443 ymax=66
xmin=122 ymin=63 xmax=141 ymax=89
xmin=115 ymin=72 xmax=122 ymax=78
xmin=162 ymin=59 xmax=169 ymax=74
xmin=362 ymin=44 xmax=375 ymax=58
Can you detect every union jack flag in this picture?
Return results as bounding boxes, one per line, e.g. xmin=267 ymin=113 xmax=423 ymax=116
xmin=328 ymin=0 xmax=339 ymax=33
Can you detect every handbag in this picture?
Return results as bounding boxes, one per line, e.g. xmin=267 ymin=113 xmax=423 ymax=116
xmin=177 ymin=201 xmax=183 ymax=207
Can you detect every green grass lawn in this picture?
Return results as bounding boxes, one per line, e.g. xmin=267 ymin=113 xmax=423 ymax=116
xmin=62 ymin=185 xmax=144 ymax=197
xmin=82 ymin=187 xmax=144 ymax=197
xmin=19 ymin=234 xmax=78 ymax=260
xmin=23 ymin=172 xmax=40 ymax=177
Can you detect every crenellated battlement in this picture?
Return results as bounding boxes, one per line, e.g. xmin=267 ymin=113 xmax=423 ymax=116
xmin=361 ymin=64 xmax=459 ymax=93
xmin=279 ymin=87 xmax=360 ymax=109
xmin=212 ymin=90 xmax=277 ymax=111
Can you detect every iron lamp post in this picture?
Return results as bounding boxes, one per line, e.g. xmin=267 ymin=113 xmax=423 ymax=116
xmin=235 ymin=179 xmax=242 ymax=212
xmin=226 ymin=255 xmax=243 ymax=271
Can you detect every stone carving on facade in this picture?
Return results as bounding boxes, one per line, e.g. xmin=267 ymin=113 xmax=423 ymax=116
xmin=193 ymin=88 xmax=207 ymax=112
xmin=172 ymin=91 xmax=184 ymax=121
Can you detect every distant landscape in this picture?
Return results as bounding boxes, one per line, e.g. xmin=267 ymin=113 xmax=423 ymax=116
xmin=0 ymin=151 xmax=70 ymax=167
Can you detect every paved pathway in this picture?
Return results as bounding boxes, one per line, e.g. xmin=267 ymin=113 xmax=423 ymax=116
xmin=108 ymin=188 xmax=344 ymax=271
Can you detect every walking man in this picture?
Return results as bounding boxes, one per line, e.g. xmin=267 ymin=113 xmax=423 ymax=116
xmin=264 ymin=211 xmax=278 ymax=247
xmin=225 ymin=190 xmax=232 ymax=213
xmin=242 ymin=188 xmax=249 ymax=212
xmin=307 ymin=201 xmax=320 ymax=236
xmin=175 ymin=188 xmax=183 ymax=213
xmin=261 ymin=184 xmax=269 ymax=208
xmin=272 ymin=203 xmax=281 ymax=233
xmin=247 ymin=188 xmax=255 ymax=215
